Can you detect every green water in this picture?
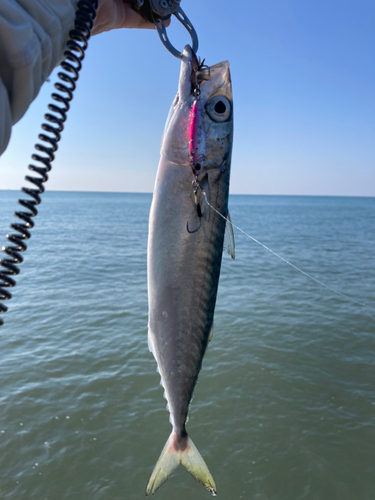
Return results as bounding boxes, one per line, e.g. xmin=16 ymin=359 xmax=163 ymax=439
xmin=0 ymin=191 xmax=374 ymax=499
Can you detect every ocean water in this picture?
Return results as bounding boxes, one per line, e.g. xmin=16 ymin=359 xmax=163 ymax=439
xmin=0 ymin=190 xmax=374 ymax=500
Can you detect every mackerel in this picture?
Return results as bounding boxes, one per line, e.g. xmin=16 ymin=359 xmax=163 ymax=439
xmin=146 ymin=45 xmax=234 ymax=496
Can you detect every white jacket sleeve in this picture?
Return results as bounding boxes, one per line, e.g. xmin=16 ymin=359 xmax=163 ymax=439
xmin=0 ymin=0 xmax=79 ymax=156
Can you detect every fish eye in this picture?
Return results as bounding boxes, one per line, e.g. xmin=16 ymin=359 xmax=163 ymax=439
xmin=206 ymin=96 xmax=231 ymax=122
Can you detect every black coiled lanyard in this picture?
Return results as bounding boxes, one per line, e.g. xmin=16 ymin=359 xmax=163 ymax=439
xmin=0 ymin=0 xmax=199 ymax=325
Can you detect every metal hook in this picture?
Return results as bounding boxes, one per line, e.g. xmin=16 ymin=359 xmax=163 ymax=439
xmin=186 ymin=200 xmax=202 ymax=233
xmin=186 ymin=219 xmax=201 ymax=234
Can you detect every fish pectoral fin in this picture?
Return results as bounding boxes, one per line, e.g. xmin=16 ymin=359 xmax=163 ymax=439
xmin=146 ymin=433 xmax=216 ymax=496
xmin=224 ymin=209 xmax=235 ymax=260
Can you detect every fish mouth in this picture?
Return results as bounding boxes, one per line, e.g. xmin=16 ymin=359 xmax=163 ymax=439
xmin=180 ymin=44 xmax=231 ymax=93
xmin=196 ymin=60 xmax=232 ymax=103
xmin=197 ymin=60 xmax=230 ymax=85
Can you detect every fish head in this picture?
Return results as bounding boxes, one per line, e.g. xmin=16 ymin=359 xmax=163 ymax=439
xmin=161 ymin=45 xmax=233 ymax=174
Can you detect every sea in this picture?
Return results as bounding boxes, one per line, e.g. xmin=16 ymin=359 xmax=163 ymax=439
xmin=0 ymin=190 xmax=374 ymax=500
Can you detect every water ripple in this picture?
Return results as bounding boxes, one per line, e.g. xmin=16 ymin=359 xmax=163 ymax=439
xmin=0 ymin=192 xmax=374 ymax=499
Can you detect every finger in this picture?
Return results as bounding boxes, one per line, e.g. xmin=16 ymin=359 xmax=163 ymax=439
xmin=118 ymin=1 xmax=172 ymax=30
xmin=117 ymin=7 xmax=156 ymax=29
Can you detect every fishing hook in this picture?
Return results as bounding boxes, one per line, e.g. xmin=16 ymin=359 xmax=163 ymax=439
xmin=186 ymin=180 xmax=202 ymax=233
xmin=186 ymin=219 xmax=201 ymax=234
xmin=186 ymin=202 xmax=202 ymax=233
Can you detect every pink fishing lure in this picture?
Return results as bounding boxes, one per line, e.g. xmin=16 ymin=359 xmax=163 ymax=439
xmin=189 ymin=99 xmax=206 ymax=176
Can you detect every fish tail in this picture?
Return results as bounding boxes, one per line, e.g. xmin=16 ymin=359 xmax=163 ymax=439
xmin=146 ymin=431 xmax=216 ymax=496
xmin=180 ymin=434 xmax=217 ymax=496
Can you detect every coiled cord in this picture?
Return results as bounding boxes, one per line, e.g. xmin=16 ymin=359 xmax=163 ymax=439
xmin=0 ymin=0 xmax=98 ymax=326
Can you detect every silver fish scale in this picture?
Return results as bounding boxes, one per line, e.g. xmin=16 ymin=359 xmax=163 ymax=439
xmin=146 ymin=46 xmax=232 ymax=496
xmin=148 ymin=164 xmax=230 ymax=435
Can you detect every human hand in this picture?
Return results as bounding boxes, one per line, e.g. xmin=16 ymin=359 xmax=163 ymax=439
xmin=92 ymin=0 xmax=156 ymax=35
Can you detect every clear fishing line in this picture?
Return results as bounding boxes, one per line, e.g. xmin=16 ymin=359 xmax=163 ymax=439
xmin=202 ymin=192 xmax=375 ymax=315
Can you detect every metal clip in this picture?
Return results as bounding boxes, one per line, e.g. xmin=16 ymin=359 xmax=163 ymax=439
xmin=155 ymin=6 xmax=198 ymax=58
xmin=129 ymin=0 xmax=198 ymax=58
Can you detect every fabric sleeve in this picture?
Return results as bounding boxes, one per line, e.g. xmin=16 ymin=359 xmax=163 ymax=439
xmin=0 ymin=0 xmax=79 ymax=156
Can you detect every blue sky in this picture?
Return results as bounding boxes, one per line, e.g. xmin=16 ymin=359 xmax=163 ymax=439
xmin=0 ymin=0 xmax=374 ymax=195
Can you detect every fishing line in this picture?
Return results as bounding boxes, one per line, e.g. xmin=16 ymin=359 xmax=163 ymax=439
xmin=202 ymin=191 xmax=375 ymax=315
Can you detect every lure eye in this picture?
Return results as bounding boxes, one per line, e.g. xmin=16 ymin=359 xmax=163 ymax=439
xmin=206 ymin=96 xmax=231 ymax=122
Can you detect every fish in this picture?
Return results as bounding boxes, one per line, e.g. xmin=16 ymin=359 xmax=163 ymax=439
xmin=146 ymin=45 xmax=234 ymax=496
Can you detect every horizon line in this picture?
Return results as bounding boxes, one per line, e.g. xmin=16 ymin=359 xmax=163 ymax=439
xmin=0 ymin=189 xmax=374 ymax=199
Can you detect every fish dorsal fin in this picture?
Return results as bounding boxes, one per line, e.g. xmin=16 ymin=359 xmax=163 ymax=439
xmin=224 ymin=209 xmax=235 ymax=260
